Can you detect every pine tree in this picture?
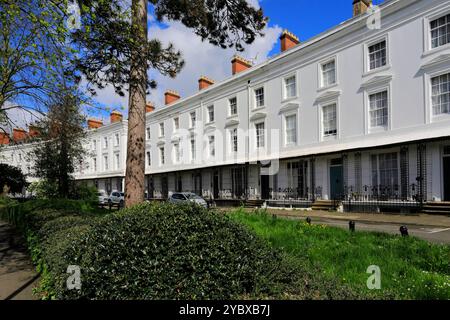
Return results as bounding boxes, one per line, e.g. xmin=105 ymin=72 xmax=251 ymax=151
xmin=71 ymin=0 xmax=267 ymax=207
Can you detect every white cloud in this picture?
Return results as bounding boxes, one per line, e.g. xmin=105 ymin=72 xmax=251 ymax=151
xmin=90 ymin=0 xmax=282 ymax=112
xmin=148 ymin=19 xmax=281 ymax=108
xmin=1 ymin=102 xmax=42 ymax=133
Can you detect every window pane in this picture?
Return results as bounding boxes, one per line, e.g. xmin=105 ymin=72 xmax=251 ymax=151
xmin=368 ymin=40 xmax=387 ymax=70
xmin=431 ymin=73 xmax=450 ymax=115
xmin=431 ymin=14 xmax=450 ymax=49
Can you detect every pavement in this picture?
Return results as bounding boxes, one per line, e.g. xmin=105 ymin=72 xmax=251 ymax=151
xmin=0 ymin=221 xmax=39 ymax=300
xmin=260 ymin=208 xmax=450 ymax=244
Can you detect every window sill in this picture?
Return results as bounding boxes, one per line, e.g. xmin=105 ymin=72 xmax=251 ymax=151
xmin=431 ymin=113 xmax=450 ymax=123
xmin=363 ymin=64 xmax=391 ymax=78
xmin=317 ymin=83 xmax=339 ymax=93
xmin=281 ymin=96 xmax=298 ymax=104
xmin=422 ymin=44 xmax=450 ymax=58
xmin=322 ymin=134 xmax=337 ymax=142
xmin=368 ymin=126 xmax=388 ymax=134
xmin=252 ymin=106 xmax=266 ymax=113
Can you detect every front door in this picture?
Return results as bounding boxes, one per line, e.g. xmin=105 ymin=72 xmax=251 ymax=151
xmin=444 ymin=156 xmax=450 ymax=201
xmin=330 ymin=163 xmax=344 ymax=200
xmin=161 ymin=176 xmax=168 ymax=199
xmin=261 ymin=175 xmax=270 ymax=200
xmin=213 ymin=171 xmax=219 ymax=199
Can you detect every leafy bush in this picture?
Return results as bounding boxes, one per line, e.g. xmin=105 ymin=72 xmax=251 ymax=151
xmin=51 ymin=203 xmax=356 ymax=300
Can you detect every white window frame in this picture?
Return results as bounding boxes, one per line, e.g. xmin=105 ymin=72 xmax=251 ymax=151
xmin=207 ymin=105 xmax=215 ymax=123
xmin=92 ymin=157 xmax=97 ymax=172
xmin=92 ymin=139 xmax=97 ymax=151
xmin=114 ymin=133 xmax=120 ymax=146
xmin=423 ymin=9 xmax=450 ymax=56
xmin=173 ymin=117 xmax=179 ymax=132
xmin=365 ymin=86 xmax=391 ymax=133
xmin=146 ymin=151 xmax=151 ymax=167
xmin=255 ymin=121 xmax=266 ymax=149
xmin=363 ymin=35 xmax=390 ymax=76
xmin=229 ymin=127 xmax=238 ymax=153
xmin=319 ymin=101 xmax=339 ymax=141
xmin=318 ymin=56 xmax=337 ymax=89
xmin=228 ymin=97 xmax=238 ymax=116
xmin=282 ymin=73 xmax=297 ymax=101
xmin=283 ymin=112 xmax=298 ymax=147
xmin=208 ymin=135 xmax=215 ymax=158
xmin=103 ymin=155 xmax=109 ymax=171
xmin=159 ymin=147 xmax=165 ymax=165
xmin=114 ymin=153 xmax=120 ymax=170
xmin=173 ymin=143 xmax=181 ymax=164
xmin=424 ymin=67 xmax=450 ymax=123
xmin=190 ymin=136 xmax=196 ymax=161
xmin=254 ymin=86 xmax=265 ymax=109
xmin=103 ymin=136 xmax=108 ymax=149
xmin=159 ymin=122 xmax=165 ymax=137
xmin=146 ymin=127 xmax=151 ymax=140
xmin=190 ymin=111 xmax=196 ymax=128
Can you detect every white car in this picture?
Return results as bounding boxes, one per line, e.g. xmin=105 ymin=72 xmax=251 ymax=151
xmin=168 ymin=192 xmax=208 ymax=208
xmin=98 ymin=191 xmax=109 ymax=205
xmin=108 ymin=191 xmax=125 ymax=207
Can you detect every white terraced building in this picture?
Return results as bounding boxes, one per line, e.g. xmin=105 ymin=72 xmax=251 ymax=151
xmin=2 ymin=0 xmax=450 ymax=213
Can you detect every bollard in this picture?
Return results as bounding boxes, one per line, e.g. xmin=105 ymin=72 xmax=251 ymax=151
xmin=306 ymin=217 xmax=312 ymax=225
xmin=400 ymin=226 xmax=409 ymax=237
xmin=349 ymin=220 xmax=355 ymax=232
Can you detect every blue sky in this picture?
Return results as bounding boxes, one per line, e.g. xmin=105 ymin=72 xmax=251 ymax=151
xmin=7 ymin=0 xmax=386 ymax=127
xmin=264 ymin=0 xmax=385 ymax=56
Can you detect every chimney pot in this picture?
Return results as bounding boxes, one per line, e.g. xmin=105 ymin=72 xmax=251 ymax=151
xmin=231 ymin=55 xmax=252 ymax=75
xmin=87 ymin=119 xmax=103 ymax=129
xmin=28 ymin=125 xmax=40 ymax=138
xmin=0 ymin=132 xmax=10 ymax=145
xmin=353 ymin=0 xmax=372 ymax=16
xmin=280 ymin=30 xmax=300 ymax=52
xmin=198 ymin=76 xmax=215 ymax=90
xmin=146 ymin=102 xmax=155 ymax=113
xmin=110 ymin=110 xmax=123 ymax=123
xmin=164 ymin=90 xmax=181 ymax=105
xmin=12 ymin=128 xmax=27 ymax=143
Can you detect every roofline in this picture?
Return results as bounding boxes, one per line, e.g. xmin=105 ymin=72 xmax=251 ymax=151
xmin=149 ymin=0 xmax=401 ymax=116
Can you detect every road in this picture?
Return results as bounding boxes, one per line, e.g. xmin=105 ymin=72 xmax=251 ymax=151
xmin=302 ymin=217 xmax=450 ymax=244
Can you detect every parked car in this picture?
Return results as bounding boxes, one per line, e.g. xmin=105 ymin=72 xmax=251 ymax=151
xmin=168 ymin=192 xmax=208 ymax=208
xmin=108 ymin=191 xmax=125 ymax=207
xmin=98 ymin=190 xmax=109 ymax=205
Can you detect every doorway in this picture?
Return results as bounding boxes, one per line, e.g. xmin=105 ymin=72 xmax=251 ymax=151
xmin=161 ymin=175 xmax=168 ymax=199
xmin=444 ymin=155 xmax=450 ymax=201
xmin=261 ymin=175 xmax=270 ymax=200
xmin=213 ymin=170 xmax=219 ymax=199
xmin=330 ymin=158 xmax=344 ymax=200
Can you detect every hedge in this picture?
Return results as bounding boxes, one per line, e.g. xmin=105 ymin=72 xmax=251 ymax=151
xmin=1 ymin=201 xmax=358 ymax=300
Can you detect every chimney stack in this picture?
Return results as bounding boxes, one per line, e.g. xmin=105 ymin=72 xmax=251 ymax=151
xmin=353 ymin=0 xmax=372 ymax=16
xmin=165 ymin=90 xmax=180 ymax=105
xmin=0 ymin=132 xmax=10 ymax=145
xmin=110 ymin=110 xmax=123 ymax=123
xmin=28 ymin=125 xmax=40 ymax=138
xmin=12 ymin=128 xmax=27 ymax=143
xmin=198 ymin=76 xmax=215 ymax=90
xmin=87 ymin=119 xmax=103 ymax=129
xmin=280 ymin=30 xmax=300 ymax=52
xmin=146 ymin=102 xmax=155 ymax=113
xmin=231 ymin=55 xmax=252 ymax=75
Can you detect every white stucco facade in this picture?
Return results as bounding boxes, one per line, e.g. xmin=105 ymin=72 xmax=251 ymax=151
xmin=2 ymin=0 xmax=450 ymax=210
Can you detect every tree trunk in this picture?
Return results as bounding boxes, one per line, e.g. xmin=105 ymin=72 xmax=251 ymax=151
xmin=124 ymin=0 xmax=148 ymax=208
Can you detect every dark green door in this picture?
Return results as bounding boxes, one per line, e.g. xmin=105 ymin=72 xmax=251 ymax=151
xmin=444 ymin=157 xmax=450 ymax=201
xmin=330 ymin=165 xmax=344 ymax=200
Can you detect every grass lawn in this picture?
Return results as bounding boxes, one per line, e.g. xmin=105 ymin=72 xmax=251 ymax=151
xmin=228 ymin=208 xmax=450 ymax=300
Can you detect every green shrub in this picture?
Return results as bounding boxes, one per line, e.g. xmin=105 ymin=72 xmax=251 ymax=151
xmin=50 ymin=202 xmax=355 ymax=300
